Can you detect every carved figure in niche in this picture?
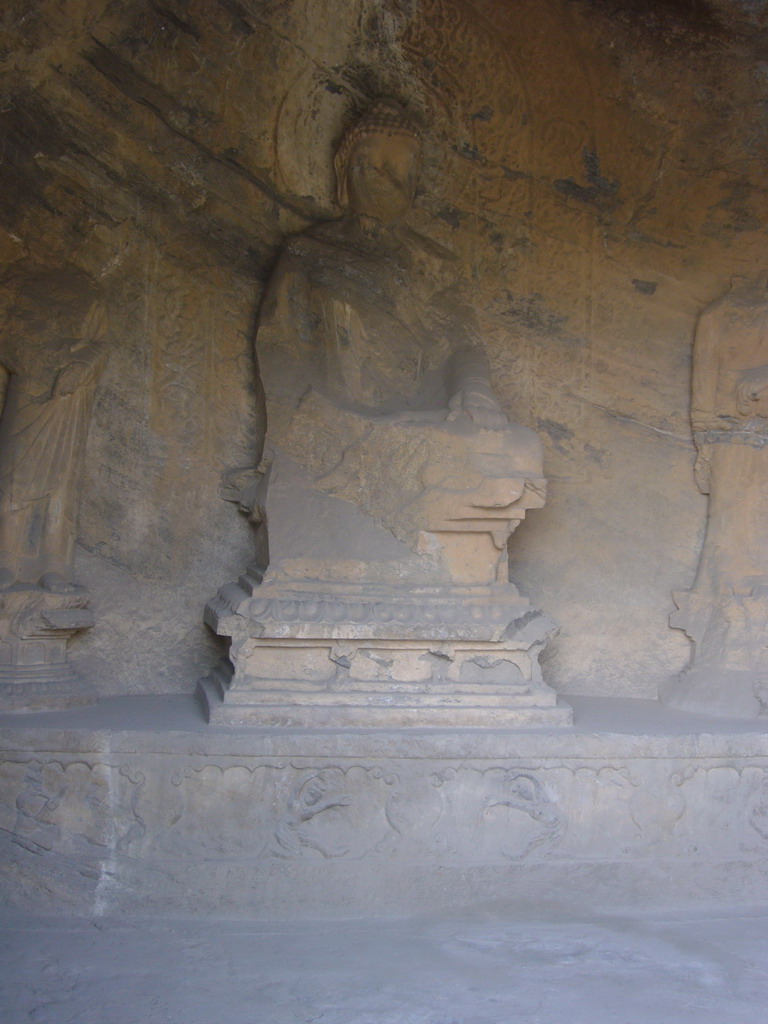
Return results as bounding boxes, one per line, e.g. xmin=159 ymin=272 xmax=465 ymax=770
xmin=0 ymin=267 xmax=106 ymax=709
xmin=663 ymin=275 xmax=768 ymax=717
xmin=200 ymin=99 xmax=570 ymax=728
xmin=0 ymin=268 xmax=107 ymax=591
xmin=255 ymin=98 xmax=545 ymax=588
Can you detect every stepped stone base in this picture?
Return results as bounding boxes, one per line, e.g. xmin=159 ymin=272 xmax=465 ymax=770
xmin=197 ymin=655 xmax=573 ymax=728
xmin=198 ymin=681 xmax=573 ymax=728
xmin=200 ymin=577 xmax=572 ymax=729
xmin=0 ymin=586 xmax=96 ymax=712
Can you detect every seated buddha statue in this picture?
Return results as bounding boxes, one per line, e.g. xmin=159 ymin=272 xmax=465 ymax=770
xmin=254 ymin=99 xmax=545 ymax=590
xmin=199 ymin=100 xmax=570 ymax=728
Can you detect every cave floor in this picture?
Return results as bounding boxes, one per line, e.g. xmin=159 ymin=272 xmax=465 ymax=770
xmin=2 ymin=906 xmax=767 ymax=1023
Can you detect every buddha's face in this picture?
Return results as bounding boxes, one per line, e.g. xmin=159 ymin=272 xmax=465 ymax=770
xmin=344 ymin=132 xmax=419 ymax=224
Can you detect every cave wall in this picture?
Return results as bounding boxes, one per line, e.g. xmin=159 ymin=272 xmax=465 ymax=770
xmin=1 ymin=0 xmax=766 ymax=697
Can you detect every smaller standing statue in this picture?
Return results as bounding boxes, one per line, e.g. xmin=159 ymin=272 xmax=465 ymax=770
xmin=663 ymin=274 xmax=768 ymax=718
xmin=0 ymin=267 xmax=108 ymax=711
xmin=200 ymin=100 xmax=571 ymax=728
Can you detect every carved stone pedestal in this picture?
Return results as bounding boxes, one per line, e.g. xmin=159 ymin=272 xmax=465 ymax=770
xmin=198 ymin=575 xmax=572 ymax=728
xmin=0 ymin=587 xmax=96 ymax=712
xmin=201 ymin=100 xmax=572 ymax=731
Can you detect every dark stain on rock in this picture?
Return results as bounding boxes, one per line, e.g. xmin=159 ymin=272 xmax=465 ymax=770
xmin=627 ymin=230 xmax=686 ymax=250
xmin=555 ymin=148 xmax=620 ymax=210
xmin=324 ymin=81 xmax=344 ymax=95
xmin=538 ymin=418 xmax=575 ymax=454
xmin=83 ymin=39 xmax=201 ymax=132
xmin=453 ymin=141 xmax=486 ymax=164
xmin=501 ymin=165 xmax=531 ymax=181
xmin=710 ymin=178 xmax=761 ymax=233
xmin=568 ymin=0 xmax=726 ymax=51
xmin=365 ymin=13 xmax=380 ymax=38
xmin=632 ymin=278 xmax=658 ymax=295
xmin=499 ymin=292 xmax=568 ymax=335
xmin=0 ymin=95 xmax=72 ymax=232
xmin=150 ymin=4 xmax=202 ymax=39
xmin=584 ymin=443 xmax=607 ymax=466
xmin=212 ymin=0 xmax=255 ymax=36
xmin=583 ymin=149 xmax=617 ymax=193
xmin=489 ymin=230 xmax=505 ymax=252
xmin=470 ymin=105 xmax=494 ymax=122
xmin=437 ymin=206 xmax=465 ymax=229
xmin=82 ymin=39 xmax=319 ymax=222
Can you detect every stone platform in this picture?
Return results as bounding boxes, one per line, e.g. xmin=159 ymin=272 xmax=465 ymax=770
xmin=1 ymin=695 xmax=768 ymax=918
xmin=201 ymin=577 xmax=571 ymax=729
xmin=5 ymin=908 xmax=768 ymax=1023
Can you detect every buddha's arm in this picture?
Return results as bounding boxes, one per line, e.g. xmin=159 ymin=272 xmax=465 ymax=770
xmin=448 ymin=344 xmax=495 ymax=400
xmin=735 ymin=363 xmax=768 ymax=414
xmin=692 ymin=298 xmax=768 ymax=423
xmin=255 ymin=251 xmax=324 ymax=407
xmin=52 ymin=303 xmax=109 ymax=398
xmin=447 ymin=353 xmax=508 ymax=430
xmin=435 ymin=293 xmax=508 ymax=430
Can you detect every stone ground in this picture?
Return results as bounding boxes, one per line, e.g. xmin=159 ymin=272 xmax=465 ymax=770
xmin=2 ymin=906 xmax=767 ymax=1023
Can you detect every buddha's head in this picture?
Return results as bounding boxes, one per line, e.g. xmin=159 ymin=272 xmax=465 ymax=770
xmin=334 ymin=99 xmax=420 ymax=224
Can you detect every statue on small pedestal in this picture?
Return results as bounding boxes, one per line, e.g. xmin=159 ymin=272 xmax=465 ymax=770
xmin=663 ymin=274 xmax=768 ymax=718
xmin=200 ymin=100 xmax=571 ymax=727
xmin=0 ymin=268 xmax=107 ymax=711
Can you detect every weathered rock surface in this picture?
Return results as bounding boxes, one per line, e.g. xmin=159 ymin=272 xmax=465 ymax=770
xmin=1 ymin=0 xmax=766 ymax=698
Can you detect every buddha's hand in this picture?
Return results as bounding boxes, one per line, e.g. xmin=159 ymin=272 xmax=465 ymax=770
xmin=736 ymin=366 xmax=768 ymax=415
xmin=448 ymin=381 xmax=508 ymax=430
xmin=54 ymin=360 xmax=95 ymax=397
xmin=53 ymin=344 xmax=104 ymax=397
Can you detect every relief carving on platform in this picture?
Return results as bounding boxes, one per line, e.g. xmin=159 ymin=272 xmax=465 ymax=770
xmin=116 ymin=767 xmax=147 ymax=853
xmin=9 ymin=760 xmax=68 ymax=855
xmin=747 ymin=769 xmax=768 ymax=843
xmin=274 ymin=770 xmax=354 ymax=858
xmin=146 ymin=761 xmax=565 ymax=863
xmin=429 ymin=766 xmax=563 ymax=861
xmin=675 ymin=764 xmax=766 ymax=856
xmin=628 ymin=766 xmax=688 ymax=849
xmin=0 ymin=759 xmax=115 ymax=881
xmin=162 ymin=764 xmax=277 ymax=858
xmin=271 ymin=766 xmax=401 ymax=859
xmin=3 ymin=755 xmax=767 ymax=912
xmin=558 ymin=766 xmax=641 ymax=858
xmin=139 ymin=762 xmax=400 ymax=861
xmin=0 ymin=757 xmax=156 ymax=911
